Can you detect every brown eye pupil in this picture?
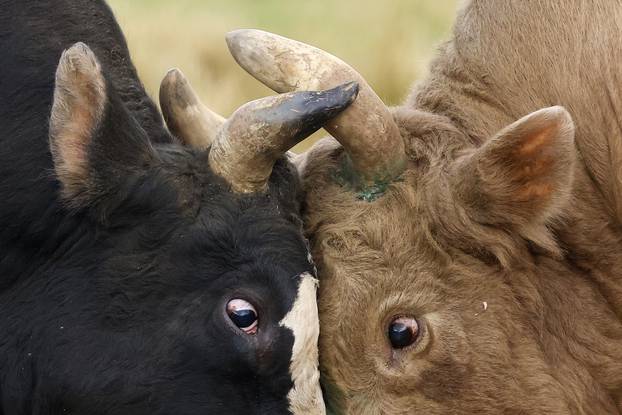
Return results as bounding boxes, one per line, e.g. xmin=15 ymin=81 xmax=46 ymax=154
xmin=388 ymin=317 xmax=419 ymax=349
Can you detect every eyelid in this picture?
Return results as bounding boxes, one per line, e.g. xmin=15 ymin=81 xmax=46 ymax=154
xmin=227 ymin=298 xmax=256 ymax=313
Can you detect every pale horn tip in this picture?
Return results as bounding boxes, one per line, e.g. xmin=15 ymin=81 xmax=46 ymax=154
xmin=159 ymin=68 xmax=225 ymax=149
xmin=225 ymin=29 xmax=255 ymax=56
xmin=225 ymin=28 xmax=263 ymax=47
xmin=165 ymin=67 xmax=183 ymax=77
xmin=161 ymin=68 xmax=185 ymax=90
xmin=225 ymin=29 xmax=301 ymax=93
xmin=160 ymin=67 xmax=196 ymax=108
xmin=225 ymin=30 xmax=261 ymax=63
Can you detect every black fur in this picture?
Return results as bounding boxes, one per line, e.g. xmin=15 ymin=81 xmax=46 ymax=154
xmin=0 ymin=1 xmax=313 ymax=413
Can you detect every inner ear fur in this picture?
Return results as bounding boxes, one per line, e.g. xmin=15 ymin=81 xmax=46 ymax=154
xmin=452 ymin=106 xmax=576 ymax=230
xmin=49 ymin=42 xmax=107 ymax=202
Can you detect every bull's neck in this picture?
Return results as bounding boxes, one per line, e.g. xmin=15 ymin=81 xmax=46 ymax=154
xmin=409 ymin=43 xmax=517 ymax=147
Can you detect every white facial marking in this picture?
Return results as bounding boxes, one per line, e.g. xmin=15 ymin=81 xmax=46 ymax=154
xmin=279 ymin=272 xmax=326 ymax=415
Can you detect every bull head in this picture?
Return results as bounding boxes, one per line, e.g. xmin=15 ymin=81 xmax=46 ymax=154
xmin=43 ymin=42 xmax=362 ymax=415
xmin=214 ymin=28 xmax=620 ymax=415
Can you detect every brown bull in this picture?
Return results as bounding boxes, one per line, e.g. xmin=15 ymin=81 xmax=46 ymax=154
xmin=168 ymin=1 xmax=622 ymax=413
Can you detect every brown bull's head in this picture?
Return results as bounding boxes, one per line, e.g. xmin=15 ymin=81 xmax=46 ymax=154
xmin=222 ymin=30 xmax=622 ymax=414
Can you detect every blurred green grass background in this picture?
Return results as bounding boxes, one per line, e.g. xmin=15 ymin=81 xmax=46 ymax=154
xmin=108 ymin=0 xmax=457 ymax=150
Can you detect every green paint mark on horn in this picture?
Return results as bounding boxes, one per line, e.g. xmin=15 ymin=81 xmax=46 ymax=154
xmin=333 ymin=154 xmax=404 ymax=202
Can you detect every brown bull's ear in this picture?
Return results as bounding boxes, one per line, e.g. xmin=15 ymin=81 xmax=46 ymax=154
xmin=452 ymin=106 xmax=576 ymax=230
xmin=49 ymin=43 xmax=154 ymax=207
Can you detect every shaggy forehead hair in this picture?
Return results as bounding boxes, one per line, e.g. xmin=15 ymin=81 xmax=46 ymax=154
xmin=300 ymin=110 xmax=622 ymax=413
xmin=303 ymin=107 xmax=557 ymax=271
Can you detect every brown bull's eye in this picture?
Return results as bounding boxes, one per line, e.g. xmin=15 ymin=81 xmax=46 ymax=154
xmin=388 ymin=317 xmax=419 ymax=349
xmin=226 ymin=299 xmax=258 ymax=335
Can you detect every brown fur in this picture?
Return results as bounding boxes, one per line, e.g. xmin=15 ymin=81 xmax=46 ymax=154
xmin=300 ymin=1 xmax=622 ymax=413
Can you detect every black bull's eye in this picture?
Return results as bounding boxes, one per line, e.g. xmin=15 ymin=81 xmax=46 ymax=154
xmin=231 ymin=309 xmax=256 ymax=327
xmin=388 ymin=317 xmax=419 ymax=349
xmin=227 ymin=299 xmax=258 ymax=335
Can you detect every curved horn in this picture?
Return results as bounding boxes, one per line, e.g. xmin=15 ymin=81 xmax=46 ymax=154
xmin=159 ymin=68 xmax=225 ymax=149
xmin=226 ymin=29 xmax=406 ymax=187
xmin=210 ymin=82 xmax=359 ymax=193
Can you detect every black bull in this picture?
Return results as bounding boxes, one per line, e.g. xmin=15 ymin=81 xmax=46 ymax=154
xmin=0 ymin=0 xmax=355 ymax=413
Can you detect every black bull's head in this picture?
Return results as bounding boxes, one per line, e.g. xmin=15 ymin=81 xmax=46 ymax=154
xmin=1 ymin=42 xmax=358 ymax=414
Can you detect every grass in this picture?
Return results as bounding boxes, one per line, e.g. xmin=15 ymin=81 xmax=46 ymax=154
xmin=107 ymin=0 xmax=457 ymax=151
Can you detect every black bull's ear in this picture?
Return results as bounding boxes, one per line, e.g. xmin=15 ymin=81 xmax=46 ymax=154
xmin=49 ymin=42 xmax=155 ymax=207
xmin=451 ymin=106 xmax=576 ymax=231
